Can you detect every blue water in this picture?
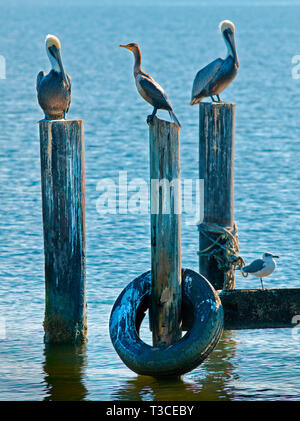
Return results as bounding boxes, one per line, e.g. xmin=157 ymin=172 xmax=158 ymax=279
xmin=0 ymin=0 xmax=299 ymax=400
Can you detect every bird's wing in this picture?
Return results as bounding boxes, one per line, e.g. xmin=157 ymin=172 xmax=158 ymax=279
xmin=65 ymin=73 xmax=72 ymax=92
xmin=65 ymin=73 xmax=72 ymax=114
xmin=36 ymin=70 xmax=45 ymax=91
xmin=242 ymin=259 xmax=265 ymax=274
xmin=139 ymin=76 xmax=171 ymax=110
xmin=191 ymin=58 xmax=223 ymax=103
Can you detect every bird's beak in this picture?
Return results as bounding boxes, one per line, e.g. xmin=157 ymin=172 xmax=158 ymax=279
xmin=56 ymin=50 xmax=69 ymax=88
xmin=272 ymin=255 xmax=280 ymax=258
xmin=120 ymin=44 xmax=131 ymax=50
xmin=49 ymin=45 xmax=69 ymax=88
xmin=224 ymin=30 xmax=239 ymax=66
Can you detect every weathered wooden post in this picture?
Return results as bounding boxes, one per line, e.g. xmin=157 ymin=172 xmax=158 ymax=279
xmin=39 ymin=119 xmax=87 ymax=344
xmin=198 ymin=102 xmax=237 ymax=290
xmin=149 ymin=116 xmax=182 ymax=347
xmin=109 ymin=115 xmax=223 ymax=377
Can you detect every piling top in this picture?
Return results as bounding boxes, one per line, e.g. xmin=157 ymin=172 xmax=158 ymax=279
xmin=149 ymin=115 xmax=180 ymax=130
xmin=39 ymin=118 xmax=84 ymax=123
xmin=200 ymin=101 xmax=235 ymax=107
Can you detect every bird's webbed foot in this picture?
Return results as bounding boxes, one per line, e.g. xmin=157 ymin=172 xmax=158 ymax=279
xmin=210 ymin=94 xmax=222 ymax=103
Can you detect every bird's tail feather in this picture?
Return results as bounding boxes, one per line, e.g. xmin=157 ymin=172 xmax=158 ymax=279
xmin=169 ymin=111 xmax=181 ymax=128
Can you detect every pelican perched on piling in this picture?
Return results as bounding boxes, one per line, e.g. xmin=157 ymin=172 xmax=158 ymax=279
xmin=241 ymin=253 xmax=279 ymax=289
xmin=120 ymin=43 xmax=181 ymax=127
xmin=37 ymin=34 xmax=71 ymax=119
xmin=190 ymin=20 xmax=239 ymax=105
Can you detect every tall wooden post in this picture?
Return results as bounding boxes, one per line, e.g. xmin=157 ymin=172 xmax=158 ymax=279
xmin=149 ymin=116 xmax=182 ymax=347
xmin=39 ymin=119 xmax=87 ymax=344
xmin=199 ymin=102 xmax=236 ymax=290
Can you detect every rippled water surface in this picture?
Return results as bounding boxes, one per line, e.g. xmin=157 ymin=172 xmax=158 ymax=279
xmin=0 ymin=0 xmax=299 ymax=401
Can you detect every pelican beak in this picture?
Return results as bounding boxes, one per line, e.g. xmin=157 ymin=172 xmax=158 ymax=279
xmin=272 ymin=255 xmax=280 ymax=258
xmin=224 ymin=30 xmax=239 ymax=67
xmin=49 ymin=45 xmax=69 ymax=88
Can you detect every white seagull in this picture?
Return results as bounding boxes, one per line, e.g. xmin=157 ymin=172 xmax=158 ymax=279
xmin=241 ymin=252 xmax=279 ymax=289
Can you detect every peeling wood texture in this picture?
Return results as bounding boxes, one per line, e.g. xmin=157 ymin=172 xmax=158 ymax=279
xmin=182 ymin=288 xmax=300 ymax=330
xmin=39 ymin=119 xmax=87 ymax=344
xmin=199 ymin=102 xmax=236 ymax=290
xmin=149 ymin=116 xmax=182 ymax=347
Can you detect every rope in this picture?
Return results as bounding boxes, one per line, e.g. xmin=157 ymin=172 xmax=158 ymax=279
xmin=197 ymin=222 xmax=248 ymax=282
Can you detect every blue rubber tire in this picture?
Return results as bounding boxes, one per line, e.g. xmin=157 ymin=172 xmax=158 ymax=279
xmin=109 ymin=268 xmax=224 ymax=377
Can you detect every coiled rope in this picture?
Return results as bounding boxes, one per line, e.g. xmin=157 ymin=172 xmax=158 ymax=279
xmin=197 ymin=222 xmax=248 ymax=285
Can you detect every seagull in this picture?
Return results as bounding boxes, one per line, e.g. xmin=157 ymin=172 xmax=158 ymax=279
xmin=37 ymin=34 xmax=71 ymax=120
xmin=120 ymin=43 xmax=181 ymax=127
xmin=190 ymin=20 xmax=239 ymax=105
xmin=241 ymin=252 xmax=279 ymax=289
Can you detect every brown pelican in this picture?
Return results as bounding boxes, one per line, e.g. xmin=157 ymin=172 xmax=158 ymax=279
xmin=190 ymin=20 xmax=239 ymax=105
xmin=37 ymin=35 xmax=71 ymax=119
xmin=120 ymin=43 xmax=181 ymax=127
xmin=241 ymin=253 xmax=279 ymax=289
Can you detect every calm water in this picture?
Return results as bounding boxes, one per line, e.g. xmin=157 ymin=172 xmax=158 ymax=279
xmin=0 ymin=0 xmax=300 ymax=401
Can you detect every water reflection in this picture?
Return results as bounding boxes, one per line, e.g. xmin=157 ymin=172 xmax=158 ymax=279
xmin=43 ymin=344 xmax=88 ymax=401
xmin=111 ymin=330 xmax=238 ymax=401
xmin=191 ymin=330 xmax=238 ymax=400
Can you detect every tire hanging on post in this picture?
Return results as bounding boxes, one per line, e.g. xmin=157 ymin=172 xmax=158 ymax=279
xmin=109 ymin=268 xmax=224 ymax=378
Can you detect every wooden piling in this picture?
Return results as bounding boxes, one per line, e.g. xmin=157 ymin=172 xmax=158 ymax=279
xmin=182 ymin=288 xmax=300 ymax=330
xmin=219 ymin=288 xmax=300 ymax=329
xmin=149 ymin=116 xmax=182 ymax=347
xmin=39 ymin=119 xmax=87 ymax=344
xmin=198 ymin=102 xmax=236 ymax=290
